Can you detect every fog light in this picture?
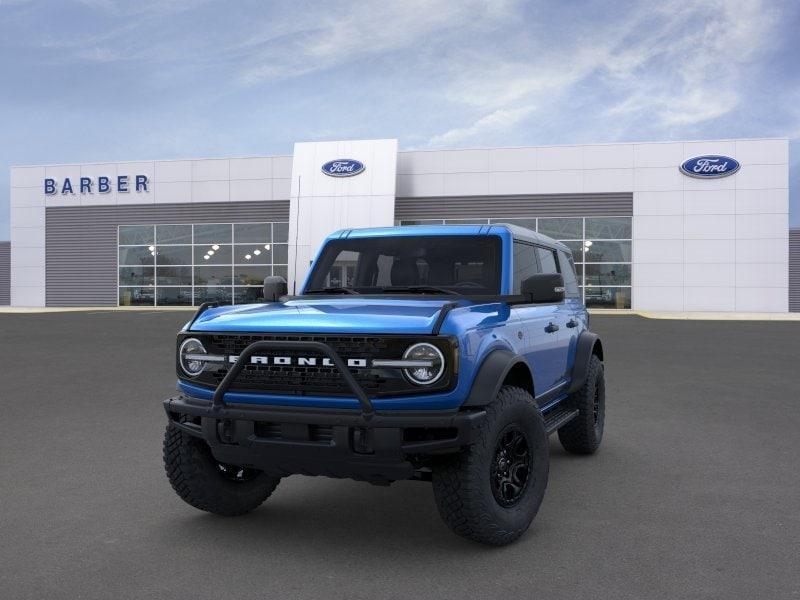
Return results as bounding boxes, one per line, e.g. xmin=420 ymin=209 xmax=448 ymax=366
xmin=402 ymin=343 xmax=445 ymax=385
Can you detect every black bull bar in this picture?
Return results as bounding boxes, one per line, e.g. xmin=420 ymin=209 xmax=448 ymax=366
xmin=211 ymin=340 xmax=375 ymax=419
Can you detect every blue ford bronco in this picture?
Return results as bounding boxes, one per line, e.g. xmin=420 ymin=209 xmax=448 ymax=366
xmin=163 ymin=224 xmax=605 ymax=545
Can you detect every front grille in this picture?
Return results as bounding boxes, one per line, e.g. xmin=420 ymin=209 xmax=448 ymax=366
xmin=182 ymin=334 xmax=455 ymax=398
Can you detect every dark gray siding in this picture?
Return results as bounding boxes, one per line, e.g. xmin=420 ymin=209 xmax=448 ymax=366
xmin=395 ymin=193 xmax=633 ymax=220
xmin=0 ymin=242 xmax=9 ymax=306
xmin=790 ymin=228 xmax=800 ymax=313
xmin=46 ymin=201 xmax=290 ymax=307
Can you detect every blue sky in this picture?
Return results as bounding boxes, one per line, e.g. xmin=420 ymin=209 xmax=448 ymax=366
xmin=1 ymin=0 xmax=799 ymax=237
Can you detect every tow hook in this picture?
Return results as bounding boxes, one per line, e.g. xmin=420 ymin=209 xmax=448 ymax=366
xmin=217 ymin=419 xmax=235 ymax=444
xmin=352 ymin=427 xmax=374 ymax=454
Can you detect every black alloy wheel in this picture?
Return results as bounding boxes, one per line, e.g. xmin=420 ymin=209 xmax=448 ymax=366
xmin=490 ymin=425 xmax=531 ymax=507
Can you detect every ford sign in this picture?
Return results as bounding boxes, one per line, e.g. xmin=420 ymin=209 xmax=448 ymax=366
xmin=321 ymin=159 xmax=365 ymax=177
xmin=680 ymin=155 xmax=740 ymax=179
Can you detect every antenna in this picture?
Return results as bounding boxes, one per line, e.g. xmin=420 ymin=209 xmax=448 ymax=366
xmin=292 ymin=175 xmax=301 ymax=295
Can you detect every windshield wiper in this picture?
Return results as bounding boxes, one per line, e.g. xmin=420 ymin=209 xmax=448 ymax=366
xmin=379 ymin=285 xmax=458 ymax=295
xmin=305 ymin=287 xmax=360 ymax=295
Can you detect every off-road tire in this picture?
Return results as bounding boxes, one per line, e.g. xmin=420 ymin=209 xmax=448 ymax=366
xmin=163 ymin=423 xmax=280 ymax=516
xmin=431 ymin=385 xmax=549 ymax=546
xmin=558 ymin=354 xmax=605 ymax=455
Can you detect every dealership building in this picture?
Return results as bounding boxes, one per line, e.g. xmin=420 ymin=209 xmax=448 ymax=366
xmin=4 ymin=137 xmax=798 ymax=312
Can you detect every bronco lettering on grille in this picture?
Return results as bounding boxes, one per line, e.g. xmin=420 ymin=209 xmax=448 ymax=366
xmin=226 ymin=355 xmax=369 ymax=368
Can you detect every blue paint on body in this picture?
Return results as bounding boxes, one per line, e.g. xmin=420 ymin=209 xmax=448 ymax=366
xmin=179 ymin=225 xmax=588 ymax=412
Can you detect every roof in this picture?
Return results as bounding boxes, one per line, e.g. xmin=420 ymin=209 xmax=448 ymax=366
xmin=327 ymin=224 xmax=569 ymax=252
xmin=492 ymin=223 xmax=569 ymax=251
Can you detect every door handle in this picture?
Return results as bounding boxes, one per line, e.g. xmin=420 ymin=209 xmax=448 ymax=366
xmin=566 ymin=319 xmax=578 ymax=328
xmin=545 ymin=322 xmax=559 ymax=333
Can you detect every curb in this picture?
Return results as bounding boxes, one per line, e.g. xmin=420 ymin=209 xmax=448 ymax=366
xmin=587 ymin=309 xmax=800 ymax=321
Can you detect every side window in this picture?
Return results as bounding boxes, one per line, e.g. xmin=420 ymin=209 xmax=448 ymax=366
xmin=536 ymin=247 xmax=559 ymax=274
xmin=512 ymin=241 xmax=539 ymax=293
xmin=557 ymin=250 xmax=580 ymax=298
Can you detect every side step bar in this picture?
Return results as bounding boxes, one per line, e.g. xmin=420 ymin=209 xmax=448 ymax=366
xmin=543 ymin=407 xmax=579 ymax=434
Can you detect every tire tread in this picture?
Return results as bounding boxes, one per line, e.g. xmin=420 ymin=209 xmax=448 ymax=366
xmin=558 ymin=354 xmax=604 ymax=454
xmin=432 ymin=386 xmax=548 ymax=545
xmin=163 ymin=423 xmax=280 ymax=516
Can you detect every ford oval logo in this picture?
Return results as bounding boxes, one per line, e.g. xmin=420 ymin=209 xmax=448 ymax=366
xmin=321 ymin=159 xmax=365 ymax=177
xmin=680 ymin=155 xmax=740 ymax=179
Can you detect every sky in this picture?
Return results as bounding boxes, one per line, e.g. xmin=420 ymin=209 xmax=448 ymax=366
xmin=1 ymin=0 xmax=799 ymax=238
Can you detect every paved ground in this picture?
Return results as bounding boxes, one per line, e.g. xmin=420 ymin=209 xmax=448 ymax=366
xmin=1 ymin=312 xmax=798 ymax=600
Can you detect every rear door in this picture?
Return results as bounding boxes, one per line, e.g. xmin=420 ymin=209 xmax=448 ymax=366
xmin=557 ymin=249 xmax=584 ymax=383
xmin=534 ymin=245 xmax=572 ymax=390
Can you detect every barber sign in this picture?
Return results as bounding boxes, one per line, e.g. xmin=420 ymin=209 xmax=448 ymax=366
xmin=680 ymin=155 xmax=740 ymax=179
xmin=321 ymin=159 xmax=365 ymax=177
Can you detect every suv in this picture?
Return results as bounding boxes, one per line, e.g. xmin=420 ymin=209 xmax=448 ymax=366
xmin=163 ymin=224 xmax=605 ymax=545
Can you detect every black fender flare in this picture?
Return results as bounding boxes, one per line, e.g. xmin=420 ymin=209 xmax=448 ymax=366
xmin=567 ymin=331 xmax=603 ymax=394
xmin=463 ymin=349 xmax=530 ymax=407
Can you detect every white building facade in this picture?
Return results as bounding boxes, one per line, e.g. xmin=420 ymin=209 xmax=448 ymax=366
xmin=7 ymin=137 xmax=792 ymax=312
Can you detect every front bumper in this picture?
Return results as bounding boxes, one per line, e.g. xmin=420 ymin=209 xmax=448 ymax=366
xmin=164 ymin=394 xmax=486 ymax=483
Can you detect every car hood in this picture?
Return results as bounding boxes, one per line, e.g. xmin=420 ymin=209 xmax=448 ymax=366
xmin=187 ymin=297 xmax=455 ymax=334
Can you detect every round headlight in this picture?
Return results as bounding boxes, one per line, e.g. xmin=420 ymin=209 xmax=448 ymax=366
xmin=403 ymin=343 xmax=445 ymax=385
xmin=179 ymin=337 xmax=207 ymax=378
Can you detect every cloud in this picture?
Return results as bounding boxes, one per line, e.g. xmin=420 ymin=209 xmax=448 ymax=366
xmin=236 ymin=0 xmax=520 ymax=83
xmin=72 ymin=0 xmax=209 ymax=17
xmin=602 ymin=0 xmax=781 ymax=125
xmin=1 ymin=0 xmax=798 ymax=236
xmin=423 ymin=0 xmax=787 ymax=145
xmin=428 ymin=105 xmax=536 ymax=146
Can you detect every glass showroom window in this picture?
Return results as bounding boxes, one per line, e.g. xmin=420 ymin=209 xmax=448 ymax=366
xmin=398 ymin=216 xmax=632 ymax=309
xmin=118 ymin=222 xmax=289 ymax=306
xmin=581 ymin=217 xmax=631 ymax=309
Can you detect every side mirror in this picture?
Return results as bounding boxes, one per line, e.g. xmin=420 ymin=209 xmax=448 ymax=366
xmin=263 ymin=276 xmax=288 ymax=302
xmin=521 ymin=273 xmax=565 ymax=303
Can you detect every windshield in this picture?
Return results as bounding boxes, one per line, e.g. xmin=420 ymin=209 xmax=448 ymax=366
xmin=304 ymin=235 xmax=502 ymax=295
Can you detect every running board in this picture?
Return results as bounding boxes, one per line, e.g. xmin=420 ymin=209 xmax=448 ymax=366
xmin=543 ymin=407 xmax=579 ymax=434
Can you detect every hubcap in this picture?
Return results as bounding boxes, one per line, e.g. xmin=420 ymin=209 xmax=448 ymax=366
xmin=490 ymin=425 xmax=531 ymax=507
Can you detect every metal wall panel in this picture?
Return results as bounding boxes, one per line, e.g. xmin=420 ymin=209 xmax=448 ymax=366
xmin=0 ymin=242 xmax=10 ymax=306
xmin=394 ymin=193 xmax=633 ymax=220
xmin=46 ymin=201 xmax=290 ymax=307
xmin=790 ymin=228 xmax=800 ymax=313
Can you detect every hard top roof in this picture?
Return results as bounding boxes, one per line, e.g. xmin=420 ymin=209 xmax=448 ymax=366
xmin=327 ymin=224 xmax=569 ymax=253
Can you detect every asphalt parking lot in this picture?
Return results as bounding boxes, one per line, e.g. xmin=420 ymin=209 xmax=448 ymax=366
xmin=1 ymin=312 xmax=799 ymax=600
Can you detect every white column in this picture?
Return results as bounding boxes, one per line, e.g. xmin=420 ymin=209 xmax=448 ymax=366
xmin=287 ymin=139 xmax=398 ymax=292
